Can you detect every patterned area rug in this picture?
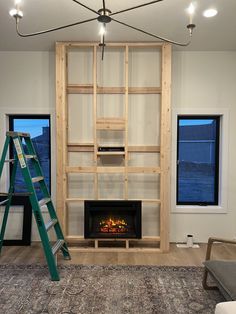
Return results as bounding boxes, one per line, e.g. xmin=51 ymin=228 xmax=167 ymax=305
xmin=0 ymin=265 xmax=223 ymax=314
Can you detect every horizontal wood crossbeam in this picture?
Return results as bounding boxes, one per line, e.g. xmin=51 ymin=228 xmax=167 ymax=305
xmin=68 ymin=248 xmax=161 ymax=253
xmin=66 ymin=236 xmax=160 ymax=242
xmin=67 ymin=85 xmax=161 ymax=94
xmin=67 ymin=144 xmax=160 ymax=153
xmin=128 ymin=146 xmax=160 ymax=153
xmin=65 ymin=236 xmax=161 ymax=252
xmin=96 ymin=118 xmax=125 ymax=130
xmin=66 ymin=166 xmax=161 ymax=174
xmin=65 ymin=198 xmax=161 ymax=203
xmin=67 ymin=143 xmax=94 ymax=152
xmin=63 ymin=42 xmax=164 ymax=48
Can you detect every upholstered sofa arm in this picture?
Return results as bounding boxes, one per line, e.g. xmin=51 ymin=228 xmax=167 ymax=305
xmin=203 ymin=237 xmax=236 ymax=300
xmin=205 ymin=237 xmax=236 ymax=261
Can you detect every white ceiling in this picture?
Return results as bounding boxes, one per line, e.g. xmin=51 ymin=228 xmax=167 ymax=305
xmin=0 ymin=0 xmax=235 ymax=51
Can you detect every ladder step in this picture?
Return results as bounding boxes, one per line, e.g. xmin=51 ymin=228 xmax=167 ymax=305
xmin=25 ymin=154 xmax=37 ymax=159
xmin=0 ymin=192 xmax=31 ymax=197
xmin=6 ymin=131 xmax=30 ymax=138
xmin=45 ymin=218 xmax=58 ymax=232
xmin=4 ymin=159 xmax=15 ymax=163
xmin=0 ymin=199 xmax=9 ymax=206
xmin=32 ymin=176 xmax=44 ymax=183
xmin=38 ymin=198 xmax=51 ymax=207
xmin=52 ymin=239 xmax=65 ymax=255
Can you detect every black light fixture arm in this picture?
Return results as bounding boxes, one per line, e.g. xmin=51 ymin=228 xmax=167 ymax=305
xmin=111 ymin=17 xmax=195 ymax=47
xmin=72 ymin=0 xmax=100 ymax=16
xmin=9 ymin=0 xmax=196 ymax=49
xmin=14 ymin=16 xmax=98 ymax=38
xmin=110 ymin=0 xmax=163 ymax=17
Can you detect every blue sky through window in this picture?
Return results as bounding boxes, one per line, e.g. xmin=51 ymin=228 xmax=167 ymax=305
xmin=13 ymin=119 xmax=49 ymax=138
xmin=11 ymin=117 xmax=51 ymax=198
xmin=179 ymin=119 xmax=213 ymax=126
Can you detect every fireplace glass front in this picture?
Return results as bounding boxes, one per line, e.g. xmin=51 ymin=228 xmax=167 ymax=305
xmin=84 ymin=200 xmax=142 ymax=239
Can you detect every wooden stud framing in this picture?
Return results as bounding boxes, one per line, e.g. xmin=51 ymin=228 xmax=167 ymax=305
xmin=67 ymin=85 xmax=161 ymax=94
xmin=56 ymin=42 xmax=171 ymax=252
xmin=65 ymin=166 xmax=161 ymax=174
xmin=65 ymin=198 xmax=161 ymax=203
xmin=67 ymin=144 xmax=160 ymax=153
xmin=96 ymin=118 xmax=126 ymax=130
xmin=124 ymin=45 xmax=129 ymax=200
xmin=56 ymin=43 xmax=67 ymax=233
xmin=93 ymin=45 xmax=98 ymax=200
xmin=128 ymin=146 xmax=160 ymax=153
xmin=160 ymin=43 xmax=172 ymax=252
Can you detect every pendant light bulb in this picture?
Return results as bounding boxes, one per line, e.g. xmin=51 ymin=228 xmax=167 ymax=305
xmin=187 ymin=3 xmax=195 ymax=15
xmin=9 ymin=8 xmax=23 ymax=18
xmin=187 ymin=3 xmax=195 ymax=24
xmin=99 ymin=24 xmax=106 ymax=36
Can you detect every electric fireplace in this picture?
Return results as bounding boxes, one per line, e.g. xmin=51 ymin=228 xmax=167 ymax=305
xmin=84 ymin=200 xmax=142 ymax=239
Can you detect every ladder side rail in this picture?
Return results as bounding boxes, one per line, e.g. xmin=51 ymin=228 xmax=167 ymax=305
xmin=0 ymin=136 xmax=11 ymax=178
xmin=12 ymin=135 xmax=60 ymax=280
xmin=24 ymin=138 xmax=70 ymax=258
xmin=24 ymin=137 xmax=51 ymax=198
xmin=45 ymin=201 xmax=70 ymax=258
xmin=0 ymin=157 xmax=18 ymax=252
xmin=24 ymin=138 xmax=58 ymax=223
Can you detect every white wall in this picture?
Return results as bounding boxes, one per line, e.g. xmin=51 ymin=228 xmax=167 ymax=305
xmin=171 ymin=51 xmax=236 ymax=242
xmin=0 ymin=50 xmax=236 ymax=243
xmin=0 ymin=51 xmax=55 ymax=241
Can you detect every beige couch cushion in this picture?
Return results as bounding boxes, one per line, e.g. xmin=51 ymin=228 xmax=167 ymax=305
xmin=204 ymin=260 xmax=236 ymax=300
xmin=215 ymin=301 xmax=236 ymax=314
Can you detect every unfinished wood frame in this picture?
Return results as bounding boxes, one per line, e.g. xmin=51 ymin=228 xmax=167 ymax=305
xmin=56 ymin=42 xmax=171 ymax=252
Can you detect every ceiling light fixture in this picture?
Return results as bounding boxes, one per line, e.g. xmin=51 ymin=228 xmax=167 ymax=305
xmin=203 ymin=8 xmax=218 ymax=18
xmin=9 ymin=0 xmax=196 ymax=60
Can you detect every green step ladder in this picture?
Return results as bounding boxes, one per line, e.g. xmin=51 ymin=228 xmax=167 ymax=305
xmin=0 ymin=131 xmax=71 ymax=281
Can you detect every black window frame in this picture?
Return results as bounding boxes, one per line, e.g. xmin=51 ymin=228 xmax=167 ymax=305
xmin=176 ymin=115 xmax=220 ymax=206
xmin=9 ymin=114 xmax=51 ymax=194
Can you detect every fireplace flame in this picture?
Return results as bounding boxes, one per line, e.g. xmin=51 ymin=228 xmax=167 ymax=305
xmin=99 ymin=217 xmax=128 ymax=233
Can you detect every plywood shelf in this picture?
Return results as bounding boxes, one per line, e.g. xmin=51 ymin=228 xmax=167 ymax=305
xmin=97 ymin=152 xmax=125 ymax=156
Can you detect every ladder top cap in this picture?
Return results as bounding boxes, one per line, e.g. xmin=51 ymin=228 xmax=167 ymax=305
xmin=6 ymin=131 xmax=30 ymax=137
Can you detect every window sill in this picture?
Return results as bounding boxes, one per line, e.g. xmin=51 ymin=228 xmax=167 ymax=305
xmin=172 ymin=205 xmax=226 ymax=214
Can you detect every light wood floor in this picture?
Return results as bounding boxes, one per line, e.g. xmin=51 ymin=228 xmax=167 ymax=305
xmin=1 ymin=242 xmax=236 ymax=266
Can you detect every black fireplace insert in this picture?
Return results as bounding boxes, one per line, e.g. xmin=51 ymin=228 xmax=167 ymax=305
xmin=84 ymin=200 xmax=142 ymax=239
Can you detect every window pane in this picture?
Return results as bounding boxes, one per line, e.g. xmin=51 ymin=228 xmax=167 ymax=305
xmin=10 ymin=117 xmax=50 ymax=199
xmin=177 ymin=117 xmax=219 ymax=205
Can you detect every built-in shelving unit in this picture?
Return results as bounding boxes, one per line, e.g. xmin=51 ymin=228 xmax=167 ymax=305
xmin=56 ymin=42 xmax=171 ymax=252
